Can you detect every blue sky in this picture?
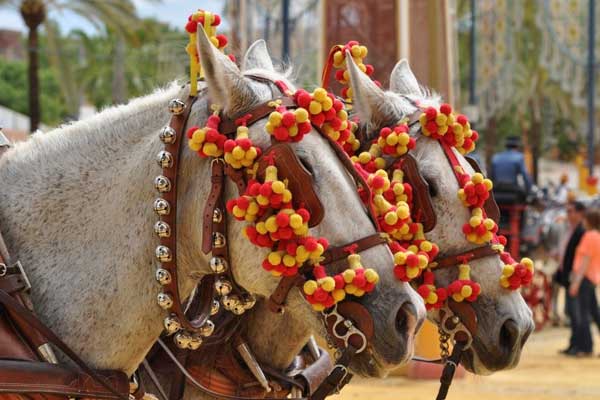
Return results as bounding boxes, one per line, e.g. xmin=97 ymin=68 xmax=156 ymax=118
xmin=0 ymin=0 xmax=226 ymax=34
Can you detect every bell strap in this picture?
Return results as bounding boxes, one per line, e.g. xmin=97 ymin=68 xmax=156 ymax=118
xmin=0 ymin=290 xmax=129 ymax=400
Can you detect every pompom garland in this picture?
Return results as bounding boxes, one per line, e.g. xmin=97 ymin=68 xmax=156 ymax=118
xmin=457 ymin=173 xmax=493 ymax=208
xmin=417 ymin=271 xmax=448 ymax=310
xmin=351 ymin=144 xmax=386 ymax=173
xmin=367 ymin=170 xmax=391 ymax=195
xmin=419 ymin=104 xmax=479 ymax=154
xmin=342 ymin=253 xmax=380 ymax=296
xmin=384 ymin=169 xmax=413 ymax=205
xmin=377 ymin=124 xmax=416 ymax=157
xmin=462 ymin=208 xmax=498 ymax=244
xmin=500 ymin=257 xmax=534 ymax=290
xmin=223 ymin=126 xmax=261 ymax=169
xmin=247 ymin=166 xmax=293 ymax=209
xmin=265 ymin=105 xmax=312 ymax=142
xmin=187 ymin=115 xmax=227 ymax=157
xmin=330 ymin=41 xmax=380 ymax=102
xmin=447 ymin=264 xmax=481 ymax=302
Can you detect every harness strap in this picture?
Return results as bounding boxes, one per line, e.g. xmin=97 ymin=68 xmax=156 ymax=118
xmin=310 ymin=346 xmax=356 ymax=400
xmin=321 ymin=233 xmax=387 ymax=266
xmin=435 ymin=340 xmax=465 ymax=400
xmin=432 ymin=245 xmax=499 ymax=270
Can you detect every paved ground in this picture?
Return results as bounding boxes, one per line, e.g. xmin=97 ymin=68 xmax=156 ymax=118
xmin=333 ymin=326 xmax=600 ymax=400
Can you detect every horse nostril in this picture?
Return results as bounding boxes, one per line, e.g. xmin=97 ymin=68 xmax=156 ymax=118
xmin=499 ymin=319 xmax=521 ymax=351
xmin=396 ymin=303 xmax=420 ymax=337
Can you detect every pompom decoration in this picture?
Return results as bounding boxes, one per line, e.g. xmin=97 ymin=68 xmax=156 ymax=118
xmin=390 ymin=241 xmax=429 ymax=282
xmin=255 ymin=208 xmax=310 ymax=241
xmin=457 ymin=173 xmax=493 ymax=208
xmin=377 ymin=124 xmax=416 ymax=157
xmin=384 ymin=169 xmax=413 ymax=205
xmin=265 ymin=105 xmax=312 ymax=142
xmin=417 ymin=271 xmax=448 ymax=310
xmin=226 ymin=195 xmax=260 ymax=222
xmin=500 ymin=257 xmax=534 ymax=290
xmin=247 ymin=165 xmax=293 ymax=209
xmin=223 ymin=125 xmax=261 ymax=169
xmin=351 ymin=144 xmax=386 ymax=173
xmin=262 ymin=249 xmax=300 ymax=277
xmin=341 ymin=253 xmax=379 ymax=296
xmin=303 ymin=265 xmax=346 ymax=311
xmin=373 ymin=195 xmax=412 ymax=238
xmin=418 ymin=104 xmax=479 ymax=154
xmin=343 ymin=120 xmax=361 ymax=156
xmin=367 ymin=170 xmax=391 ymax=195
xmin=447 ymin=263 xmax=481 ymax=302
xmin=330 ymin=41 xmax=380 ymax=102
xmin=186 ymin=115 xmax=227 ymax=157
xmin=462 ymin=207 xmax=498 ymax=244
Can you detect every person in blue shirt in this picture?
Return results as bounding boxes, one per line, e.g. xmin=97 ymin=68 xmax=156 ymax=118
xmin=491 ymin=136 xmax=533 ymax=198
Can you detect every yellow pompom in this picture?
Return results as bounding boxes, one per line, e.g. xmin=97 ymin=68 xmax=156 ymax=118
xmin=343 ymin=269 xmax=356 ymax=283
xmin=345 ymin=284 xmax=357 ymax=294
xmin=322 ymin=96 xmax=333 ymax=111
xmin=397 ymin=205 xmax=410 ymax=220
xmin=269 ymin=111 xmax=282 ymax=125
xmin=283 ymin=254 xmax=297 ymax=267
xmin=460 ymin=285 xmax=472 ymax=298
xmin=469 ymin=216 xmax=482 ymax=227
xmin=271 ymin=180 xmax=285 ymax=194
xmin=188 ymin=141 xmax=201 ymax=152
xmin=268 ymin=252 xmax=282 ymax=265
xmin=303 ymin=280 xmax=318 ymax=295
xmin=384 ymin=212 xmax=398 ymax=225
xmin=320 ymin=276 xmax=336 ymax=291
xmin=309 ymin=101 xmax=322 ymax=115
xmin=332 ymin=289 xmax=346 ymax=302
xmin=265 ymin=218 xmax=278 ymax=233
xmin=313 ymin=88 xmax=328 ymax=102
xmin=427 ymin=292 xmax=438 ymax=304
xmin=394 ymin=252 xmax=407 ymax=264
xmin=289 ymin=213 xmax=303 ymax=229
xmin=435 ymin=114 xmax=447 ymax=126
xmin=295 ymin=108 xmax=309 ymax=123
xmin=365 ymin=269 xmax=379 ymax=283
xmin=406 ymin=266 xmax=420 ymax=279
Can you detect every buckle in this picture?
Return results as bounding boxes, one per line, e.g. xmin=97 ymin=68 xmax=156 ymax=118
xmin=14 ymin=261 xmax=32 ymax=291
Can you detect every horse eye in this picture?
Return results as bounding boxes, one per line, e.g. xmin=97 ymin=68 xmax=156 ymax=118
xmin=299 ymin=157 xmax=314 ymax=176
xmin=425 ymin=178 xmax=438 ymax=198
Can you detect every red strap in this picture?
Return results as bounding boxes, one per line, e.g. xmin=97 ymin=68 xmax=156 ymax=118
xmin=320 ymin=45 xmax=343 ymax=89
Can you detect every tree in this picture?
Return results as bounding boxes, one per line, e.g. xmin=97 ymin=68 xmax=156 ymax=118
xmin=0 ymin=0 xmax=139 ymax=132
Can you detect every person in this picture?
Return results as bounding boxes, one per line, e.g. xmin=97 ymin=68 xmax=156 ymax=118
xmin=490 ymin=136 xmax=534 ymax=202
xmin=568 ymin=208 xmax=600 ymax=356
xmin=554 ymin=201 xmax=586 ymax=349
xmin=555 ymin=174 xmax=570 ymax=204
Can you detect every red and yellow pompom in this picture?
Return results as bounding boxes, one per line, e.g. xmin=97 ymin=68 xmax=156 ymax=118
xmin=342 ymin=120 xmax=361 ymax=156
xmin=462 ymin=208 xmax=498 ymax=244
xmin=391 ymin=241 xmax=430 ymax=282
xmin=223 ymin=126 xmax=261 ymax=169
xmin=255 ymin=207 xmax=310 ymax=241
xmin=187 ymin=115 xmax=227 ymax=157
xmin=331 ymin=41 xmax=378 ymax=102
xmin=447 ymin=264 xmax=481 ymax=302
xmin=374 ymin=195 xmax=412 ymax=237
xmin=500 ymin=257 xmax=534 ymax=290
xmin=377 ymin=124 xmax=416 ymax=157
xmin=384 ymin=169 xmax=413 ymax=205
xmin=226 ymin=195 xmax=260 ymax=222
xmin=341 ymin=253 xmax=379 ymax=297
xmin=265 ymin=105 xmax=312 ymax=142
xmin=367 ymin=170 xmax=391 ymax=195
xmin=417 ymin=271 xmax=448 ymax=310
xmin=458 ymin=173 xmax=493 ymax=208
xmin=246 ymin=166 xmax=293 ymax=209
xmin=351 ymin=144 xmax=386 ymax=173
xmin=419 ymin=104 xmax=478 ymax=154
xmin=285 ymin=236 xmax=328 ymax=264
xmin=262 ymin=249 xmax=300 ymax=277
xmin=303 ymin=265 xmax=346 ymax=311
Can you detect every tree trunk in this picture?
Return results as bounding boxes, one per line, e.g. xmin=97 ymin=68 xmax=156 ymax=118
xmin=20 ymin=0 xmax=46 ymax=133
xmin=26 ymin=26 xmax=40 ymax=132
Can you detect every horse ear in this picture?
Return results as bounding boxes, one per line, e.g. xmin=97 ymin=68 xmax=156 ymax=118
xmin=242 ymin=40 xmax=275 ymax=71
xmin=346 ymin=51 xmax=389 ymax=126
xmin=390 ymin=59 xmax=422 ymax=96
xmin=196 ymin=27 xmax=259 ymax=114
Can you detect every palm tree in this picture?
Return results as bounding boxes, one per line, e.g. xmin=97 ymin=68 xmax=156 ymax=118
xmin=0 ymin=0 xmax=139 ymax=132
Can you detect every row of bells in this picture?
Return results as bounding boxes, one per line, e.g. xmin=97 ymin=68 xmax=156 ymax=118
xmin=152 ymin=99 xmax=255 ymax=350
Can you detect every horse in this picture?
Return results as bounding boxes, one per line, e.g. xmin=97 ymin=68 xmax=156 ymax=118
xmin=344 ymin=55 xmax=535 ymax=375
xmin=0 ymin=28 xmax=425 ymax=400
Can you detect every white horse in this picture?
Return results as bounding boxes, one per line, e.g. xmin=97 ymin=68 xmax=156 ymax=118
xmin=345 ymin=55 xmax=534 ymax=375
xmin=0 ymin=30 xmax=425 ymax=387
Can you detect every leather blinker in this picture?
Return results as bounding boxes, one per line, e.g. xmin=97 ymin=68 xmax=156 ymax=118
xmin=255 ymin=143 xmax=324 ymax=227
xmin=396 ymin=153 xmax=436 ymax=233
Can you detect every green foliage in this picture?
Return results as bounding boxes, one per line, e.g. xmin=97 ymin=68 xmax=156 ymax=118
xmin=0 ymin=58 xmax=69 ymax=124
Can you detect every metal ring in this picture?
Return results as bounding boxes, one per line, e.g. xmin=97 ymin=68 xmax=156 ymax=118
xmin=210 ymin=157 xmax=225 ymax=167
xmin=0 ymin=263 xmax=6 ymax=277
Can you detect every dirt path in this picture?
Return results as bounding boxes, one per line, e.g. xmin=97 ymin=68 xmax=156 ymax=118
xmin=333 ymin=326 xmax=600 ymax=399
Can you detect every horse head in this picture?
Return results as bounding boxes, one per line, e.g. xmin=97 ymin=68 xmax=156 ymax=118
xmin=173 ymin=31 xmax=426 ymax=378
xmin=346 ymin=56 xmax=534 ymax=374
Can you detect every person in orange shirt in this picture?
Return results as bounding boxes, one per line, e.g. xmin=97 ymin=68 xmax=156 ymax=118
xmin=569 ymin=208 xmax=600 ymax=356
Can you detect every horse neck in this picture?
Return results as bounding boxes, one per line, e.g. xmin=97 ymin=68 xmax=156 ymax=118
xmin=0 ymin=83 xmax=211 ymax=374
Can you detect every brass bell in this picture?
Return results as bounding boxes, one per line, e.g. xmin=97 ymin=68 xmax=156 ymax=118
xmin=188 ymin=334 xmax=203 ymax=350
xmin=155 ymin=245 xmax=172 ymax=262
xmin=212 ymin=232 xmax=226 ymax=248
xmin=199 ymin=320 xmax=215 ymax=337
xmin=222 ymin=295 xmax=240 ymax=311
xmin=168 ymin=99 xmax=186 ymax=115
xmin=209 ymin=257 xmax=228 ymax=273
xmin=164 ymin=315 xmax=181 ymax=334
xmin=241 ymin=293 xmax=256 ymax=310
xmin=156 ymin=151 xmax=173 ymax=168
xmin=153 ymin=198 xmax=171 ymax=216
xmin=154 ymin=175 xmax=171 ymax=193
xmin=155 ymin=268 xmax=172 ymax=285
xmin=157 ymin=292 xmax=173 ymax=309
xmin=210 ymin=299 xmax=220 ymax=315
xmin=214 ymin=279 xmax=232 ymax=296
xmin=231 ymin=303 xmax=246 ymax=315
xmin=159 ymin=126 xmax=177 ymax=144
xmin=174 ymin=331 xmax=192 ymax=348
xmin=212 ymin=208 xmax=223 ymax=223
xmin=154 ymin=221 xmax=171 ymax=238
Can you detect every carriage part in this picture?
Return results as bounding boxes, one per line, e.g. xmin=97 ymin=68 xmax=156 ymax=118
xmin=168 ymin=98 xmax=186 ymax=115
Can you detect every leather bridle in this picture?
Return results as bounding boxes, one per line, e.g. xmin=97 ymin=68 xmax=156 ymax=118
xmin=150 ymin=76 xmax=394 ymax=400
